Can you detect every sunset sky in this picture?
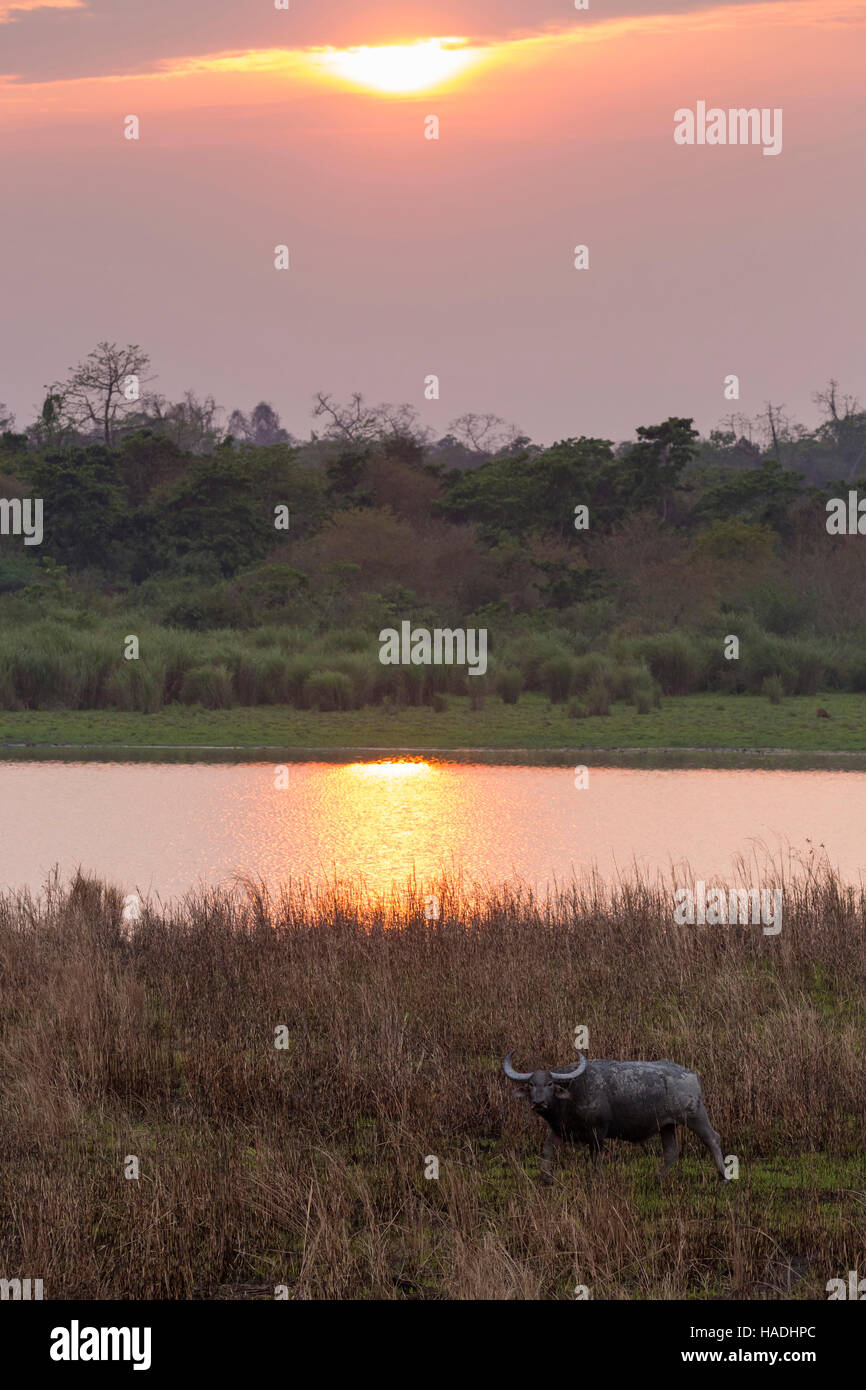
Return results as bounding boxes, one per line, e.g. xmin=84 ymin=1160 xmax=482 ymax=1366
xmin=1 ymin=0 xmax=863 ymax=444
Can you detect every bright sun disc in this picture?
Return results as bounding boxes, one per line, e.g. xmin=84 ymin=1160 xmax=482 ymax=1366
xmin=313 ymin=38 xmax=477 ymax=94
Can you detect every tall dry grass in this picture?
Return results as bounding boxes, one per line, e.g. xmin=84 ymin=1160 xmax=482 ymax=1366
xmin=0 ymin=867 xmax=863 ymax=1300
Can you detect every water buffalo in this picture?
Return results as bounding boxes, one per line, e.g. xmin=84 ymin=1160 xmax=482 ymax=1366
xmin=503 ymin=1052 xmax=728 ymax=1184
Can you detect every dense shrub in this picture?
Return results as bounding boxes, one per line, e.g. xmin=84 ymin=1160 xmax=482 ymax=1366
xmin=306 ymin=670 xmax=353 ymax=711
xmin=638 ymin=634 xmax=709 ymax=696
xmin=179 ymin=663 xmax=235 ymax=709
xmin=571 ymin=652 xmax=616 ymax=693
xmin=495 ymin=666 xmax=523 ymax=704
xmin=539 ymin=656 xmax=573 ymax=703
xmin=584 ymin=678 xmax=611 ymax=716
xmin=163 ymin=585 xmax=249 ymax=630
xmin=105 ymin=663 xmax=165 ymax=713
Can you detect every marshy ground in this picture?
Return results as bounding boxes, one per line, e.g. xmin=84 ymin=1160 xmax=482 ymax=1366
xmin=0 ymin=869 xmax=863 ymax=1299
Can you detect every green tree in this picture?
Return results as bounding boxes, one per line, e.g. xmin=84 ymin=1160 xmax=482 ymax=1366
xmin=148 ymin=453 xmax=272 ymax=578
xmin=27 ymin=445 xmax=127 ymax=571
xmin=693 ymin=457 xmax=802 ymax=531
xmin=439 ymin=436 xmax=618 ymax=541
xmin=616 ymin=417 xmax=699 ymax=520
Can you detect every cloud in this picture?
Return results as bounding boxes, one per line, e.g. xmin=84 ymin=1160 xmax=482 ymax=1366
xmin=0 ymin=0 xmax=82 ymax=17
xmin=1 ymin=0 xmax=797 ymax=84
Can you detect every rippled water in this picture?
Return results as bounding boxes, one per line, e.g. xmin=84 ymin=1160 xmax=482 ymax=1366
xmin=1 ymin=758 xmax=864 ymax=901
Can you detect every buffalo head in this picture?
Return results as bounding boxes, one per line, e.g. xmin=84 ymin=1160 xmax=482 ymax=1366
xmin=503 ymin=1051 xmax=587 ymax=1115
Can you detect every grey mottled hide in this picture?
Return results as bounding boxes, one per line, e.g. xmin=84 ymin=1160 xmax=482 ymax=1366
xmin=503 ymin=1054 xmax=728 ymax=1184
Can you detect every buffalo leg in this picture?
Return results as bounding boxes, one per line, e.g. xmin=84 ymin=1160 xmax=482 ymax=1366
xmin=686 ymin=1110 xmax=728 ymax=1180
xmin=659 ymin=1123 xmax=680 ymax=1177
xmin=540 ymin=1129 xmax=561 ymax=1185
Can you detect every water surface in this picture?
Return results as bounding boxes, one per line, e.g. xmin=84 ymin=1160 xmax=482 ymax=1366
xmin=1 ymin=759 xmax=863 ymax=900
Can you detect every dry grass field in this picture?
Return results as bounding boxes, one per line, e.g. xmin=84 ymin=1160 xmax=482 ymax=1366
xmin=0 ymin=867 xmax=863 ymax=1300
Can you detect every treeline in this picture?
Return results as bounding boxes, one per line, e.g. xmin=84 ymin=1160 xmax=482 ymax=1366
xmin=1 ymin=345 xmax=866 ymax=712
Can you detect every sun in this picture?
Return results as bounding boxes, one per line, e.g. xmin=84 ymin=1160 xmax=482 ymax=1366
xmin=311 ymin=38 xmax=479 ymax=94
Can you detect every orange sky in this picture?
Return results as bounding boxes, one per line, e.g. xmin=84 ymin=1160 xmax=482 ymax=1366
xmin=1 ymin=0 xmax=864 ymax=442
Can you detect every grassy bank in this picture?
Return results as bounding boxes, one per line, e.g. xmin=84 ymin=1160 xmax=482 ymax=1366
xmin=0 ymin=870 xmax=863 ymax=1300
xmin=1 ymin=691 xmax=866 ymax=751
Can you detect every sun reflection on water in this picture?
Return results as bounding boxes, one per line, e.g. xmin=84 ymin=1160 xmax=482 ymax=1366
xmin=5 ymin=760 xmax=864 ymax=908
xmin=346 ymin=759 xmax=434 ymax=780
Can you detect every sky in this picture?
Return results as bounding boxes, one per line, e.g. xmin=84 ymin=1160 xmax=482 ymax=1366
xmin=1 ymin=0 xmax=864 ymax=445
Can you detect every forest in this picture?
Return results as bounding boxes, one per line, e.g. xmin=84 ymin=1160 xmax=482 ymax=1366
xmin=1 ymin=342 xmax=866 ymax=715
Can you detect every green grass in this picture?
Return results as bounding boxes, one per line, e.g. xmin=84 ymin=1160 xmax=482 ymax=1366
xmin=1 ymin=692 xmax=865 ymax=752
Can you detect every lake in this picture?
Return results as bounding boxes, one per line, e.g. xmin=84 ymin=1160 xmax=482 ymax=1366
xmin=2 ymin=756 xmax=865 ymax=901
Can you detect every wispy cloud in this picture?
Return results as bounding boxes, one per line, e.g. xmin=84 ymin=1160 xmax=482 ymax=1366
xmin=0 ymin=0 xmax=821 ymax=85
xmin=3 ymin=0 xmax=861 ymax=95
xmin=0 ymin=0 xmax=83 ymax=20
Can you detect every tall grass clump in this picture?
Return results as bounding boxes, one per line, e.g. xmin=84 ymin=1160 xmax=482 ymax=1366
xmin=539 ymin=656 xmax=573 ymax=704
xmin=583 ymin=678 xmax=611 ymax=716
xmin=571 ymin=652 xmax=616 ymax=693
xmin=305 ymin=670 xmax=353 ymax=712
xmin=494 ymin=666 xmax=523 ymax=705
xmin=637 ymin=634 xmax=710 ymax=695
xmin=179 ymin=663 xmax=235 ymax=709
xmin=105 ymin=663 xmax=166 ymax=713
